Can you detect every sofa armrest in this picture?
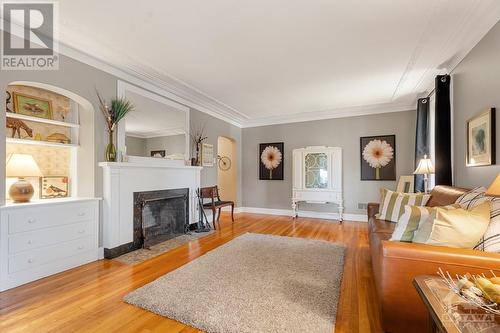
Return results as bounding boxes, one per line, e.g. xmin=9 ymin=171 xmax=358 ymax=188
xmin=382 ymin=240 xmax=500 ymax=272
xmin=367 ymin=202 xmax=380 ymax=219
xmin=376 ymin=240 xmax=500 ymax=333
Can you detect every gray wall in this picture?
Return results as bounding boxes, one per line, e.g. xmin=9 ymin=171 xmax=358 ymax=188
xmin=125 ymin=136 xmax=146 ymax=156
xmin=242 ymin=110 xmax=416 ymax=214
xmin=145 ymin=134 xmax=185 ymax=156
xmin=125 ymin=134 xmax=186 ymax=157
xmin=452 ymin=20 xmax=500 ymax=188
xmin=190 ymin=109 xmax=243 ymax=206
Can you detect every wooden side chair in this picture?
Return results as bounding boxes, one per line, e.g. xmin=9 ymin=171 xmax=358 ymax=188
xmin=200 ymin=186 xmax=234 ymax=229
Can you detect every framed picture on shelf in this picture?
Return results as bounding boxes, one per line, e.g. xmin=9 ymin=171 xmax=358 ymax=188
xmin=201 ymin=143 xmax=214 ymax=166
xmin=466 ymin=108 xmax=496 ymax=167
xmin=150 ymin=150 xmax=166 ymax=158
xmin=259 ymin=142 xmax=284 ymax=180
xmin=40 ymin=176 xmax=69 ymax=199
xmin=360 ymin=135 xmax=396 ymax=180
xmin=13 ymin=92 xmax=53 ymax=120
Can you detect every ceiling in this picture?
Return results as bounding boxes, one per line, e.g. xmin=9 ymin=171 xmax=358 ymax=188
xmin=55 ymin=1 xmax=500 ymax=127
xmin=124 ymin=90 xmax=186 ymax=138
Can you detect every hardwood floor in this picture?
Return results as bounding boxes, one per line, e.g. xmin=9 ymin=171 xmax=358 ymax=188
xmin=0 ymin=213 xmax=382 ymax=333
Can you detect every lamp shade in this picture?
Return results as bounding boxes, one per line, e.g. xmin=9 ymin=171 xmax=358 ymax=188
xmin=414 ymin=155 xmax=435 ymax=175
xmin=6 ymin=154 xmax=43 ymax=177
xmin=486 ymin=174 xmax=500 ymax=197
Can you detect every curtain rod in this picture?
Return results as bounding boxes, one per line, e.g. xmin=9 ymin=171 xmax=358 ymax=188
xmin=426 ymin=88 xmax=435 ymax=98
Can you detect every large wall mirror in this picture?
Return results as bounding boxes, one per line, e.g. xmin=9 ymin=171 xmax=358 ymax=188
xmin=117 ymin=81 xmax=190 ymax=161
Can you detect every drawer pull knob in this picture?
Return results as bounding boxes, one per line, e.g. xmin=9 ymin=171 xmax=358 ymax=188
xmin=77 ymin=245 xmax=84 ymax=250
xmin=27 ymin=240 xmax=32 ymax=245
xmin=77 ymin=230 xmax=85 ymax=234
xmin=28 ymin=218 xmax=36 ymax=224
xmin=28 ymin=258 xmax=34 ymax=263
xmin=77 ymin=212 xmax=86 ymax=217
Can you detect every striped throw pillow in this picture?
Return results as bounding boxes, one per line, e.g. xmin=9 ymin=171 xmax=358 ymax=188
xmin=455 ymin=187 xmax=500 ymax=253
xmin=411 ymin=204 xmax=461 ymax=243
xmin=377 ymin=188 xmax=430 ymax=223
xmin=391 ymin=204 xmax=460 ymax=242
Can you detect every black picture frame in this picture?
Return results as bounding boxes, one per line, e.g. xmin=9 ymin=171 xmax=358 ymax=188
xmin=150 ymin=150 xmax=166 ymax=158
xmin=360 ymin=135 xmax=396 ymax=181
xmin=466 ymin=108 xmax=496 ymax=167
xmin=259 ymin=142 xmax=284 ymax=180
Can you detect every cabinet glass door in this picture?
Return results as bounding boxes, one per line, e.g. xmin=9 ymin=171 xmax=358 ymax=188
xmin=304 ymin=153 xmax=328 ymax=189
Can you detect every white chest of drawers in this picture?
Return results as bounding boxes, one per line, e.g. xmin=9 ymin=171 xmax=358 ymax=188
xmin=0 ymin=198 xmax=100 ymax=291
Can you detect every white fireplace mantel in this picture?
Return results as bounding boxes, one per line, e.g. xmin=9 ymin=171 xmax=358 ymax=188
xmin=99 ymin=161 xmax=202 ymax=252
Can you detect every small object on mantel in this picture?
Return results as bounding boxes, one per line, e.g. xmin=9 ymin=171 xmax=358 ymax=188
xmin=46 ymin=132 xmax=71 ymax=144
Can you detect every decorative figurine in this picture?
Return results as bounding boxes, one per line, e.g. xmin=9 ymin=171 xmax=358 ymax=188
xmin=6 ymin=118 xmax=33 ymax=138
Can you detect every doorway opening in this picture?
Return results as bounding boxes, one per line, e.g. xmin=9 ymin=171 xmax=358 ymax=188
xmin=217 ymin=136 xmax=237 ymax=206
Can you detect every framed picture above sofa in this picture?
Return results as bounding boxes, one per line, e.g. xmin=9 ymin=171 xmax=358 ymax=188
xmin=360 ymin=135 xmax=396 ymax=180
xmin=466 ymin=108 xmax=496 ymax=167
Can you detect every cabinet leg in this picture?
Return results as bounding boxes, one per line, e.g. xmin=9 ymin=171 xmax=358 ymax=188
xmin=292 ymin=201 xmax=298 ymax=218
xmin=338 ymin=204 xmax=344 ymax=224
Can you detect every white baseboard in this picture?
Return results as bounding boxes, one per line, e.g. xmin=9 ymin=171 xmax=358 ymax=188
xmin=98 ymin=247 xmax=104 ymax=259
xmin=235 ymin=207 xmax=367 ymax=222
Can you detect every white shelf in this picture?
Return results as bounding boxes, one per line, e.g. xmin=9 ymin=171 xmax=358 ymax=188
xmin=1 ymin=197 xmax=101 ymax=209
xmin=6 ymin=137 xmax=79 ymax=148
xmin=6 ymin=112 xmax=79 ymax=128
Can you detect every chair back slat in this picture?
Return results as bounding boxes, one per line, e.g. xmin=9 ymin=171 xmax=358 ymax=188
xmin=200 ymin=186 xmax=216 ymax=199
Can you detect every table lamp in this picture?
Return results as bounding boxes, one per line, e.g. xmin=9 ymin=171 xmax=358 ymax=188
xmin=414 ymin=154 xmax=435 ymax=194
xmin=6 ymin=153 xmax=43 ymax=203
xmin=486 ymin=173 xmax=500 ymax=197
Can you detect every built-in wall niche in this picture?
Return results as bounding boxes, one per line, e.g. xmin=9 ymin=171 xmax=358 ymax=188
xmin=6 ymin=85 xmax=79 ymax=147
xmin=4 ymin=82 xmax=95 ymax=205
xmin=5 ymin=144 xmax=71 ymax=200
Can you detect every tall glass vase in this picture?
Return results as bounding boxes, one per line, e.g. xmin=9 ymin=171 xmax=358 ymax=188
xmin=105 ymin=130 xmax=117 ymax=162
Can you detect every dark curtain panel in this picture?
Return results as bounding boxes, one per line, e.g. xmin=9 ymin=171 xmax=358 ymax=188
xmin=415 ymin=97 xmax=430 ymax=192
xmin=434 ymin=74 xmax=452 ymax=186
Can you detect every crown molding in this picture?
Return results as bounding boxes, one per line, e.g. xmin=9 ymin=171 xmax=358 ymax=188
xmin=58 ymin=42 xmax=416 ymax=129
xmin=1 ymin=19 xmax=246 ymax=127
xmin=398 ymin=1 xmax=500 ymax=98
xmin=57 ymin=42 xmax=246 ymax=128
xmin=126 ymin=129 xmax=186 ymax=139
xmin=6 ymin=0 xmax=497 ymax=130
xmin=241 ymin=102 xmax=415 ymax=128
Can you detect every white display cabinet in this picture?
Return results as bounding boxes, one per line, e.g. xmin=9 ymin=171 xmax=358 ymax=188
xmin=292 ymin=146 xmax=343 ymax=221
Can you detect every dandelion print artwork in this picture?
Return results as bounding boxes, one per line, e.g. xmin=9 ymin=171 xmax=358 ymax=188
xmin=360 ymin=135 xmax=396 ymax=180
xmin=259 ymin=142 xmax=284 ymax=180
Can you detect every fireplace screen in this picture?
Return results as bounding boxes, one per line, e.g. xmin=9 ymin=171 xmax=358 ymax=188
xmin=133 ymin=188 xmax=189 ymax=249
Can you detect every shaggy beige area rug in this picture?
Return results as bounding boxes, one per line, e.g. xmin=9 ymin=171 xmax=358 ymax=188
xmin=124 ymin=233 xmax=345 ymax=333
xmin=114 ymin=231 xmax=215 ymax=265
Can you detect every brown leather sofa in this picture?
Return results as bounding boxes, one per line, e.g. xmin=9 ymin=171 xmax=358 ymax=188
xmin=368 ymin=185 xmax=500 ymax=333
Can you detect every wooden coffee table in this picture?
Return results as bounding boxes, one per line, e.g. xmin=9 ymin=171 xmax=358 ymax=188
xmin=413 ymin=275 xmax=500 ymax=333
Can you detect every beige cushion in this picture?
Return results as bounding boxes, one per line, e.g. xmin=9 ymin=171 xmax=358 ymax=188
xmin=393 ymin=204 xmax=459 ymax=243
xmin=426 ymin=202 xmax=491 ymax=248
xmin=377 ymin=188 xmax=430 ymax=223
